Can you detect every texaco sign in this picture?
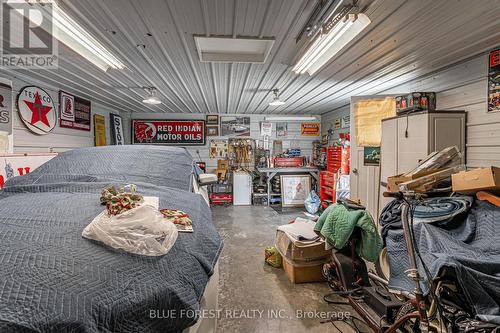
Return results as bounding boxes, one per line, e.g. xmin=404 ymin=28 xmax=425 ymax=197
xmin=17 ymin=86 xmax=57 ymax=135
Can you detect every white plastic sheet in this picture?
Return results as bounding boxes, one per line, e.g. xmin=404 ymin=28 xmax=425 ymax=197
xmin=83 ymin=205 xmax=178 ymax=256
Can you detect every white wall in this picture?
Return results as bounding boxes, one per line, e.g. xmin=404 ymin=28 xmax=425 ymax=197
xmin=0 ymin=76 xmax=121 ymax=153
xmin=122 ymin=113 xmax=321 ymax=172
xmin=321 ymin=53 xmax=500 ymax=168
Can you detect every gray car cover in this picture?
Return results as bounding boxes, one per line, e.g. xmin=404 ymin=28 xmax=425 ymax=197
xmin=386 ymin=200 xmax=500 ymax=324
xmin=0 ymin=146 xmax=223 ymax=333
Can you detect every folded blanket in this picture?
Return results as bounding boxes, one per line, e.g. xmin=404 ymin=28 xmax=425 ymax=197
xmin=277 ymin=217 xmax=319 ymax=242
xmin=315 ymin=203 xmax=382 ymax=262
xmin=413 ymin=196 xmax=473 ymax=224
xmin=380 ymin=196 xmax=474 ymax=244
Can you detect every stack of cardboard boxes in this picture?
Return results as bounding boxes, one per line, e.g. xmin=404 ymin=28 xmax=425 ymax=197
xmin=275 ymin=227 xmax=331 ymax=284
xmin=386 ymin=145 xmax=500 ymax=198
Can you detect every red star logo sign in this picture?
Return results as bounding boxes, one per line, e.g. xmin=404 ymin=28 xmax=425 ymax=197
xmin=24 ymin=92 xmax=52 ymax=127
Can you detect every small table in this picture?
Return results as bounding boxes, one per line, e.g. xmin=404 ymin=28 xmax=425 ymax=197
xmin=256 ymin=167 xmax=319 ymax=206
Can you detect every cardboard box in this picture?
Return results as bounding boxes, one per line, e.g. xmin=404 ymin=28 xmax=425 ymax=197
xmin=217 ymin=160 xmax=229 ymax=170
xmin=387 ymin=169 xmax=443 ymax=192
xmin=452 ymin=167 xmax=500 ymax=194
xmin=282 ymin=256 xmax=327 ymax=284
xmin=275 ymin=230 xmax=330 ymax=262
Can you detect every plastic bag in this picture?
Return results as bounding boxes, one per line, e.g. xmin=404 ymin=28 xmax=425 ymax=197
xmin=304 ymin=190 xmax=320 ymax=214
xmin=265 ymin=246 xmax=282 ymax=268
xmin=82 ymin=205 xmax=178 ymax=256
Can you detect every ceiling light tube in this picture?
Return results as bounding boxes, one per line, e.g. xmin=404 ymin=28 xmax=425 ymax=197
xmin=292 ymin=13 xmax=370 ymax=75
xmin=264 ymin=116 xmax=317 ymax=122
xmin=293 ymin=22 xmax=346 ymax=74
xmin=52 ymin=3 xmax=125 ymax=71
xmin=17 ymin=2 xmax=125 ymax=72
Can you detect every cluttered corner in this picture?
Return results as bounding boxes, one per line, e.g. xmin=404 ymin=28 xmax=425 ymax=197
xmin=264 ymin=143 xmax=500 ymax=332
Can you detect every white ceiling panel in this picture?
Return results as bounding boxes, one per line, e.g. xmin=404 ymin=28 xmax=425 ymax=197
xmin=1 ymin=0 xmax=499 ymax=115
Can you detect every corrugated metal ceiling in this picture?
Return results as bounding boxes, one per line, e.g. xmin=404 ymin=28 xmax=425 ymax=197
xmin=1 ymin=0 xmax=500 ymax=115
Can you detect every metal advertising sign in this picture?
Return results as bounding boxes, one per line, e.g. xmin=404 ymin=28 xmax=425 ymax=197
xmin=300 ymin=122 xmax=320 ymax=136
xmin=132 ymin=120 xmax=206 ymax=145
xmin=94 ymin=114 xmax=106 ymax=146
xmin=110 ymin=113 xmax=124 ymax=145
xmin=0 ymin=153 xmax=57 ymax=189
xmin=488 ymin=48 xmax=500 ymax=112
xmin=0 ymin=83 xmax=12 ymax=152
xmin=59 ymin=91 xmax=91 ymax=131
xmin=17 ymin=86 xmax=57 ymax=135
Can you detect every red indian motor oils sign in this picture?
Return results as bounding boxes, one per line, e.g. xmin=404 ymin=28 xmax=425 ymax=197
xmin=132 ymin=120 xmax=206 ymax=145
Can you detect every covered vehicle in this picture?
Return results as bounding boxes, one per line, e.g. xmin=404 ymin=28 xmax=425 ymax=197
xmin=0 ymin=145 xmax=223 ymax=333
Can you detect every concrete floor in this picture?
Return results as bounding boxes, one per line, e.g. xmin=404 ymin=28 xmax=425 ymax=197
xmin=212 ymin=205 xmax=371 ymax=333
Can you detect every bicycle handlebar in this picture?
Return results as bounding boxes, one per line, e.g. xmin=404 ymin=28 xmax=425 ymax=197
xmin=383 ymin=191 xmax=404 ymax=199
xmin=383 ymin=191 xmax=428 ymax=200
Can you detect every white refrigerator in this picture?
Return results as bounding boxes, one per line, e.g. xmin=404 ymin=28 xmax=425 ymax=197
xmin=233 ymin=171 xmax=252 ymax=205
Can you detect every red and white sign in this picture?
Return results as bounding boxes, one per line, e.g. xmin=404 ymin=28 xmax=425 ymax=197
xmin=60 ymin=91 xmax=75 ymax=122
xmin=0 ymin=153 xmax=57 ymax=189
xmin=17 ymin=86 xmax=57 ymax=135
xmin=132 ymin=120 xmax=206 ymax=145
xmin=59 ymin=91 xmax=91 ymax=131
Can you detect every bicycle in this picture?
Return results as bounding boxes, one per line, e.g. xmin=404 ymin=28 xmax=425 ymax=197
xmin=379 ymin=191 xmax=437 ymax=333
xmin=322 ymin=191 xmax=443 ymax=333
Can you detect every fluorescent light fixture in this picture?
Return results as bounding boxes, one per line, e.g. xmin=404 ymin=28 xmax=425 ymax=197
xmin=293 ymin=13 xmax=371 ymax=75
xmin=142 ymin=88 xmax=161 ymax=105
xmin=194 ymin=36 xmax=275 ymax=63
xmin=264 ymin=116 xmax=317 ymax=122
xmin=16 ymin=1 xmax=125 ymax=72
xmin=269 ymin=88 xmax=285 ymax=106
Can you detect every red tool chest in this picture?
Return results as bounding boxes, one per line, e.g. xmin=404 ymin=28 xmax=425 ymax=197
xmin=274 ymin=157 xmax=304 ymax=167
xmin=319 ymin=171 xmax=337 ymax=209
xmin=326 ymin=146 xmax=342 ymax=173
xmin=210 ymin=193 xmax=233 ymax=205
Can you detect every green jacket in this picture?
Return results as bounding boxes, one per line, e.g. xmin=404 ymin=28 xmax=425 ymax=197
xmin=315 ymin=204 xmax=382 ymax=262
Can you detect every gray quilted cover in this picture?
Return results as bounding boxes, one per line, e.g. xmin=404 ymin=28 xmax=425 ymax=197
xmin=386 ymin=200 xmax=500 ymax=324
xmin=6 ymin=145 xmax=196 ymax=191
xmin=0 ymin=146 xmax=223 ymax=333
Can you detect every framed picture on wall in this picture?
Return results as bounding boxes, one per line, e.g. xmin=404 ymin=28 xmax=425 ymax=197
xmin=280 ymin=175 xmax=311 ymax=207
xmin=209 ymin=139 xmax=228 ymax=158
xmin=341 ymin=115 xmax=350 ymax=128
xmin=220 ymin=116 xmax=250 ymax=136
xmin=276 ymin=122 xmax=288 ymax=137
xmin=206 ymin=125 xmax=219 ymax=136
xmin=364 ymin=147 xmax=381 ymax=166
xmin=206 ymin=114 xmax=219 ymax=125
